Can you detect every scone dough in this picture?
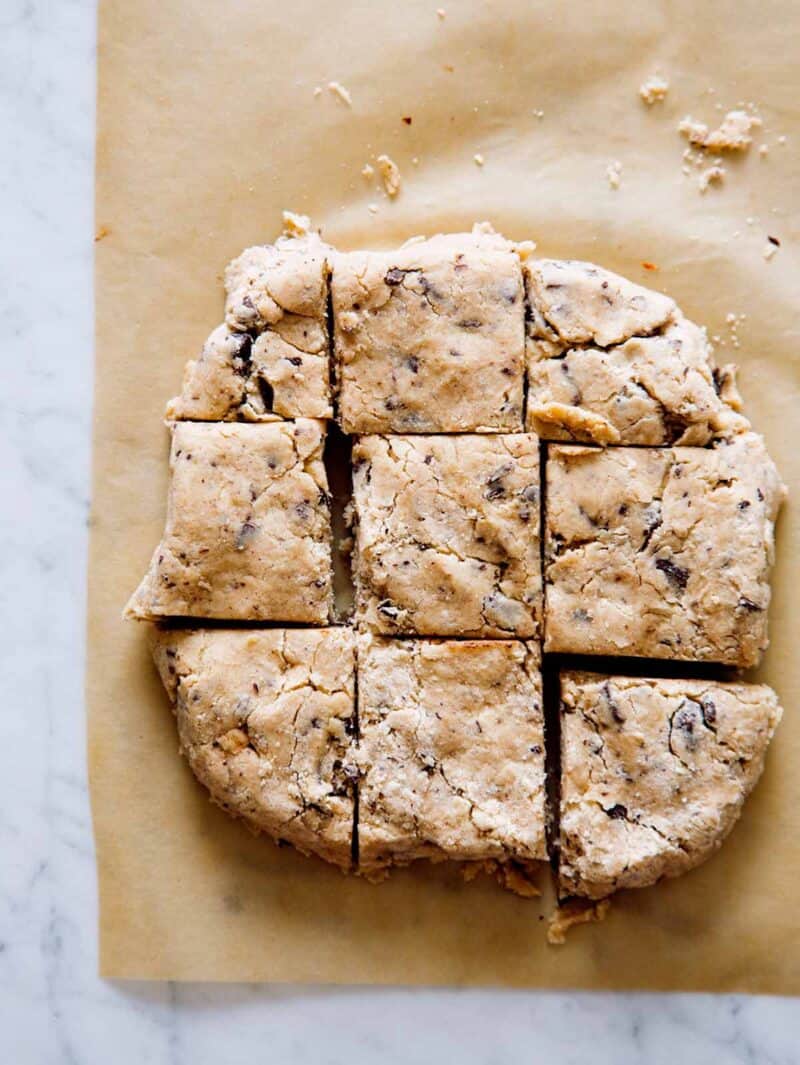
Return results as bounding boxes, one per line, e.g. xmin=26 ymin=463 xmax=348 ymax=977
xmin=544 ymin=432 xmax=785 ymax=666
xmin=356 ymin=636 xmax=547 ymax=876
xmin=126 ymin=419 xmax=333 ymax=622
xmin=524 ymin=259 xmax=748 ymax=444
xmin=559 ymin=671 xmax=783 ymax=898
xmin=151 ymin=627 xmax=356 ymax=869
xmin=333 ymin=226 xmax=525 ymax=433
xmin=351 ymin=433 xmax=542 ymax=637
xmin=166 ymin=234 xmax=332 ymax=421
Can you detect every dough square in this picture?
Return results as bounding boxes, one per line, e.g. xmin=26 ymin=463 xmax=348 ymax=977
xmin=559 ymin=671 xmax=782 ymax=899
xmin=544 ymin=434 xmax=785 ymax=666
xmin=351 ymin=433 xmax=542 ymax=637
xmin=332 ymin=228 xmax=525 ymax=433
xmin=523 ymin=259 xmax=748 ymax=445
xmin=355 ymin=636 xmax=547 ymax=876
xmin=166 ymin=234 xmax=332 ymax=422
xmin=126 ymin=419 xmax=334 ymax=622
xmin=151 ymin=627 xmax=357 ymax=869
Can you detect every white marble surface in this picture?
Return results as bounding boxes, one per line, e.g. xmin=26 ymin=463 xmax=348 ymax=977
xmin=1 ymin=1 xmax=798 ymax=1061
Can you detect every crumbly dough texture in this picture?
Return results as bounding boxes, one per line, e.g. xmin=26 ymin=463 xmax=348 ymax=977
xmin=166 ymin=234 xmax=332 ymax=421
xmin=545 ymin=433 xmax=785 ymax=666
xmin=355 ymin=636 xmax=546 ymax=876
xmin=150 ymin=627 xmax=356 ymax=869
xmin=351 ymin=433 xmax=542 ymax=637
xmin=559 ymin=672 xmax=783 ymax=899
xmin=332 ymin=226 xmax=525 ymax=433
xmin=126 ymin=420 xmax=333 ymax=622
xmin=524 ymin=259 xmax=749 ymax=444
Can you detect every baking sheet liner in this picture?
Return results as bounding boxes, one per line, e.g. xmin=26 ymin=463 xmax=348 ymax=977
xmin=90 ymin=0 xmax=800 ymax=989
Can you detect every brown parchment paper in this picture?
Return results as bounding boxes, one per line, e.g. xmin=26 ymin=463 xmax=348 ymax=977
xmin=90 ymin=0 xmax=800 ymax=989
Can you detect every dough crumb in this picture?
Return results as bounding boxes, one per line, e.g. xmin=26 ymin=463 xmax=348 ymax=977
xmin=759 ymin=143 xmax=769 ymax=158
xmin=777 ymin=135 xmax=787 ymax=145
xmin=698 ymin=164 xmax=726 ymax=193
xmin=725 ymin=311 xmax=746 ymax=349
xmin=606 ymin=160 xmax=622 ymax=189
xmin=361 ymin=163 xmax=375 ymax=179
xmin=473 ymin=152 xmax=485 ymax=166
xmin=764 ymin=241 xmax=779 ymax=261
xmin=494 ymin=862 xmax=542 ymax=898
xmin=376 ymin=154 xmax=401 ymax=197
xmin=639 ymin=74 xmax=669 ymax=105
xmin=680 ymin=109 xmax=760 ymax=152
xmin=533 ymin=109 xmax=545 ymax=119
xmin=281 ymin=210 xmax=312 ymax=237
xmin=367 ymin=203 xmax=379 ymax=215
xmin=679 ymin=115 xmax=710 ymax=146
xmin=461 ymin=860 xmax=542 ymax=897
xmin=328 ymin=81 xmax=353 ymax=107
xmin=547 ymin=898 xmax=611 ymax=945
xmin=436 ymin=6 xmax=446 ymax=17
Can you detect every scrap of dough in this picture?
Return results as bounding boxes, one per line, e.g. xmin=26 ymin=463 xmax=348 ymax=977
xmin=679 ymin=110 xmax=759 ymax=152
xmin=332 ymin=225 xmax=525 ymax=433
xmin=328 ymin=81 xmax=352 ymax=106
xmin=351 ymin=432 xmax=542 ymax=637
xmin=281 ymin=210 xmax=312 ymax=237
xmin=606 ymin=160 xmax=622 ymax=189
xmin=639 ymin=75 xmax=669 ymax=105
xmin=355 ymin=636 xmax=547 ymax=877
xmin=150 ymin=627 xmax=357 ymax=869
xmin=547 ymin=899 xmax=611 ymax=945
xmin=698 ymin=165 xmax=726 ymax=193
xmin=559 ymin=672 xmax=783 ymax=898
xmin=376 ymin=154 xmax=401 ymax=197
xmin=125 ymin=420 xmax=333 ymax=623
xmin=544 ymin=432 xmax=786 ymax=666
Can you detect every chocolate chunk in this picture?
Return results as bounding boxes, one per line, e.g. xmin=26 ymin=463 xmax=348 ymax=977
xmin=670 ymin=699 xmax=704 ymax=752
xmin=655 ymin=557 xmax=689 ymax=591
xmin=235 ymin=520 xmax=258 ymax=550
xmin=700 ymin=695 xmax=716 ymax=728
xmin=737 ymin=596 xmax=763 ymax=612
xmin=600 ymin=681 xmax=625 ymax=725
